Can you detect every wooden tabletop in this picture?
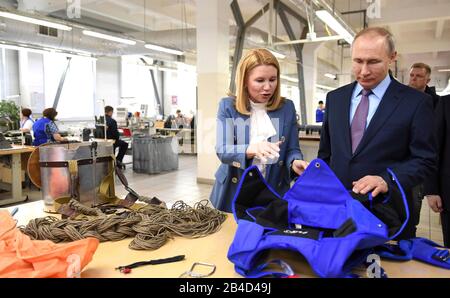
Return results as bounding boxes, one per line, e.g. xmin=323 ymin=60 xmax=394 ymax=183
xmin=4 ymin=200 xmax=450 ymax=278
xmin=0 ymin=145 xmax=35 ymax=155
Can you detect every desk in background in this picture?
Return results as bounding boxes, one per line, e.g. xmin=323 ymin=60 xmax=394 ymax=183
xmin=132 ymin=136 xmax=178 ymax=174
xmin=4 ymin=200 xmax=450 ymax=278
xmin=156 ymin=128 xmax=196 ymax=154
xmin=0 ymin=145 xmax=35 ymax=206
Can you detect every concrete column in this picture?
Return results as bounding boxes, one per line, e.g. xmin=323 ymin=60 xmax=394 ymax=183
xmin=196 ymin=0 xmax=230 ymax=184
xmin=18 ymin=50 xmax=31 ymax=108
xmin=339 ymin=55 xmax=352 ymax=87
xmin=302 ymin=43 xmax=321 ymax=125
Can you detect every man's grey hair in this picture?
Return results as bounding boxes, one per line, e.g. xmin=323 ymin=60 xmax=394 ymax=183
xmin=353 ymin=27 xmax=396 ymax=55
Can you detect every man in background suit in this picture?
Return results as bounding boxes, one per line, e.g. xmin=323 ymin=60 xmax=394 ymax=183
xmin=105 ymin=106 xmax=128 ymax=169
xmin=409 ymin=62 xmax=441 ymax=109
xmin=318 ymin=27 xmax=436 ymax=239
xmin=425 ymin=94 xmax=450 ymax=247
xmin=408 ymin=62 xmax=441 ymax=231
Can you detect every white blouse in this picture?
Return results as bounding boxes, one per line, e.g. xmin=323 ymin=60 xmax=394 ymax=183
xmin=249 ymin=100 xmax=277 ymax=177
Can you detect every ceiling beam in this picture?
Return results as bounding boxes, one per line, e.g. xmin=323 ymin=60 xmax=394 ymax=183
xmin=370 ymin=2 xmax=450 ymax=26
xmin=17 ymin=0 xmax=101 ymax=13
xmin=396 ymin=39 xmax=450 ymax=55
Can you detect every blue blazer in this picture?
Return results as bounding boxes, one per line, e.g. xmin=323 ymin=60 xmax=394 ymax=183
xmin=210 ymin=97 xmax=303 ymax=212
xmin=318 ymin=78 xmax=436 ymax=192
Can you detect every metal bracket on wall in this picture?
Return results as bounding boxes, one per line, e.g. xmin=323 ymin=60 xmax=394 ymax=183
xmin=276 ymin=0 xmax=308 ymax=125
xmin=229 ymin=0 xmax=309 ymax=125
xmin=52 ymin=57 xmax=72 ymax=110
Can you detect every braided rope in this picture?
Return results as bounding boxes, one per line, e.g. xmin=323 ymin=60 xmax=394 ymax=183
xmin=19 ymin=199 xmax=226 ymax=251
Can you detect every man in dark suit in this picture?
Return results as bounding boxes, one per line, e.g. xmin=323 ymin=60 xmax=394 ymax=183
xmin=425 ymin=94 xmax=450 ymax=247
xmin=105 ymin=106 xmax=128 ymax=169
xmin=318 ymin=27 xmax=436 ymax=239
xmin=409 ymin=63 xmax=441 ymax=109
xmin=408 ymin=62 xmax=441 ymax=230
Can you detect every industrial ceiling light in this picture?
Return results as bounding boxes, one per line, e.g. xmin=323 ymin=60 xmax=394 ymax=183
xmin=438 ymin=69 xmax=450 ymax=72
xmin=280 ymin=75 xmax=298 ymax=83
xmin=268 ymin=49 xmax=286 ymax=60
xmin=316 ymin=84 xmax=335 ymax=91
xmin=315 ymin=10 xmax=354 ymax=45
xmin=324 ymin=73 xmax=337 ymax=80
xmin=82 ymin=30 xmax=136 ymax=45
xmin=144 ymin=43 xmax=184 ymax=56
xmin=0 ymin=10 xmax=72 ymax=31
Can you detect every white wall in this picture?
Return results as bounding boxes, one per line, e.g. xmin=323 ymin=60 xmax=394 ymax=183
xmin=281 ymin=84 xmax=300 ymax=116
xmin=1 ymin=49 xmax=20 ymax=100
xmin=120 ymin=56 xmax=158 ymax=117
xmin=163 ymin=64 xmax=197 ymax=118
xmin=27 ymin=52 xmax=45 ymax=114
xmin=43 ymin=52 xmax=96 ymax=120
xmin=96 ymin=56 xmax=121 ymax=115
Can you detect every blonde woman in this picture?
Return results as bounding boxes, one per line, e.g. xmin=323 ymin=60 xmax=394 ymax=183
xmin=210 ymin=48 xmax=309 ymax=212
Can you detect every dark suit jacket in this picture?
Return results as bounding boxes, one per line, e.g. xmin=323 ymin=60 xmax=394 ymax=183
xmin=105 ymin=115 xmax=120 ymax=141
xmin=424 ymin=95 xmax=450 ymax=210
xmin=210 ymin=97 xmax=303 ymax=212
xmin=318 ymin=78 xmax=436 ymax=238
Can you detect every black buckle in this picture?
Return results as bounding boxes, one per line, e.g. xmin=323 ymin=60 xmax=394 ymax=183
xmin=432 ymin=250 xmax=449 ymax=263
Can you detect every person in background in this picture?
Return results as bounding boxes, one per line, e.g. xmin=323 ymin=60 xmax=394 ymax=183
xmin=175 ymin=109 xmax=186 ymax=128
xmin=105 ymin=106 xmax=128 ymax=169
xmin=19 ymin=108 xmax=34 ymax=145
xmin=408 ymin=62 xmax=442 ymax=231
xmin=32 ymin=108 xmax=68 ymax=146
xmin=19 ymin=108 xmax=34 ymax=133
xmin=424 ymin=94 xmax=450 ymax=247
xmin=315 ymin=100 xmax=325 ymax=123
xmin=409 ymin=62 xmax=441 ymax=109
xmin=210 ymin=48 xmax=309 ymax=212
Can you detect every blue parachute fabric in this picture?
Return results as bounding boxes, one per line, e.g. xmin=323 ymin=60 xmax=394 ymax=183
xmin=376 ymin=238 xmax=450 ymax=269
xmin=228 ymin=158 xmax=392 ymax=278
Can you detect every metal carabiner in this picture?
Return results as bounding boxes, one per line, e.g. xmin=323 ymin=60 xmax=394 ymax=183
xmin=179 ymin=262 xmax=216 ymax=278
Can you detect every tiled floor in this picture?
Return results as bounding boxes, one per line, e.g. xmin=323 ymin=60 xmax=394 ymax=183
xmin=19 ymin=154 xmax=213 ymax=208
xmin=10 ymin=147 xmax=446 ymax=246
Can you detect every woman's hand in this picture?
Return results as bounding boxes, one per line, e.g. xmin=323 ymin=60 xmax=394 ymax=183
xmin=53 ymin=133 xmax=68 ymax=143
xmin=246 ymin=141 xmax=281 ymax=163
xmin=291 ymin=160 xmax=309 ymax=176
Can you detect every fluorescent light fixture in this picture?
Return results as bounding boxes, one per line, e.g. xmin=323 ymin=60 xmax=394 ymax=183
xmin=144 ymin=43 xmax=184 ymax=56
xmin=315 ymin=10 xmax=354 ymax=45
xmin=438 ymin=69 xmax=450 ymax=72
xmin=316 ymin=84 xmax=335 ymax=91
xmin=82 ymin=30 xmax=136 ymax=45
xmin=280 ymin=75 xmax=298 ymax=83
xmin=158 ymin=66 xmax=178 ymax=73
xmin=0 ymin=11 xmax=72 ymax=31
xmin=274 ymin=35 xmax=342 ymax=46
xmin=268 ymin=49 xmax=286 ymax=59
xmin=324 ymin=73 xmax=337 ymax=79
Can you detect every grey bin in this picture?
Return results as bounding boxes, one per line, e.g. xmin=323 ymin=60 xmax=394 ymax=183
xmin=39 ymin=142 xmax=114 ymax=211
xmin=132 ymin=136 xmax=179 ymax=174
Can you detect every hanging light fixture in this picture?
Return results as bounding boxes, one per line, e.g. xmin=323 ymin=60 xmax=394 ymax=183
xmin=82 ymin=30 xmax=136 ymax=45
xmin=315 ymin=10 xmax=354 ymax=45
xmin=144 ymin=43 xmax=184 ymax=56
xmin=0 ymin=10 xmax=72 ymax=31
xmin=268 ymin=49 xmax=286 ymax=59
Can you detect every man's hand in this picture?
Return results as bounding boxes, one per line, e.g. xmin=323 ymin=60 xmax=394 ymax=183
xmin=426 ymin=195 xmax=443 ymax=213
xmin=352 ymin=175 xmax=388 ymax=197
xmin=291 ymin=160 xmax=309 ymax=176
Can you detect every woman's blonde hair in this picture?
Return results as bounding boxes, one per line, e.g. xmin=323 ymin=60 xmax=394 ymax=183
xmin=231 ymin=48 xmax=284 ymax=115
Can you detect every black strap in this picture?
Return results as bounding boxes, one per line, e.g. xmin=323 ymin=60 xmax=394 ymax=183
xmin=116 ymin=255 xmax=185 ymax=271
xmin=39 ymin=156 xmax=112 ymax=167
